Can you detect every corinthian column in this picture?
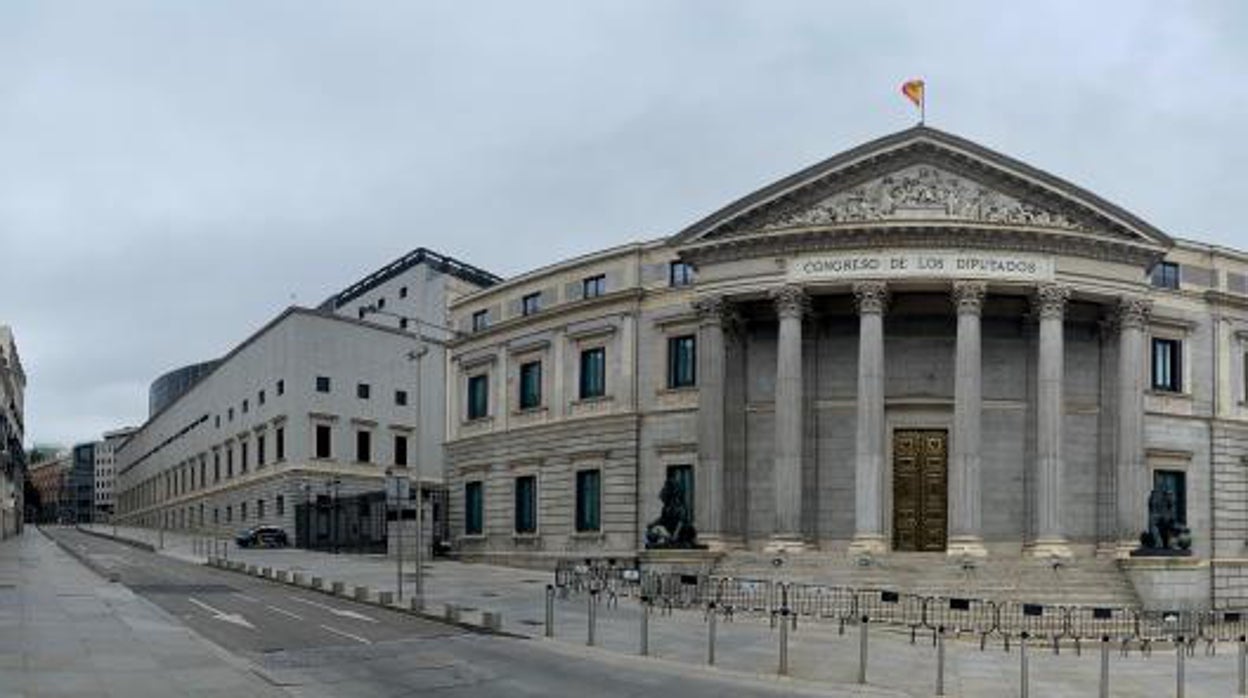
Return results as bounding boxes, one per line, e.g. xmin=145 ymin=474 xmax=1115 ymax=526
xmin=849 ymin=281 xmax=889 ymax=556
xmin=767 ymin=285 xmax=808 ymax=551
xmin=1115 ymin=296 xmax=1152 ymax=554
xmin=1032 ymin=283 xmax=1072 ymax=558
xmin=949 ymin=281 xmax=988 ymax=557
xmin=693 ymin=295 xmax=731 ymax=549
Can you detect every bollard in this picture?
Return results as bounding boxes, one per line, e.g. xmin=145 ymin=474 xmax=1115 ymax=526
xmin=276 ymin=570 xmax=289 ymax=583
xmin=1239 ymin=635 xmax=1246 ymax=696
xmin=377 ymin=591 xmax=394 ymax=606
xmin=936 ymin=626 xmax=945 ymax=697
xmin=858 ymin=615 xmax=869 ymax=685
xmin=311 ymin=576 xmax=324 ymax=590
xmin=482 ymin=611 xmax=501 ymax=632
xmin=1177 ymin=636 xmax=1185 ymax=698
xmin=640 ymin=596 xmax=650 ymax=656
xmin=354 ymin=586 xmax=370 ymax=602
xmin=445 ymin=604 xmax=460 ymax=623
xmin=1100 ymin=636 xmax=1110 ymax=698
xmin=545 ymin=585 xmax=555 ymax=639
xmin=331 ymin=581 xmax=345 ymax=595
xmin=707 ymin=603 xmax=717 ymax=666
xmin=291 ymin=572 xmax=304 ymax=586
xmin=778 ymin=608 xmax=790 ymax=676
xmin=1020 ymin=632 xmax=1030 ymax=698
xmin=410 ymin=596 xmax=424 ymax=613
xmin=587 ymin=589 xmax=599 ymax=647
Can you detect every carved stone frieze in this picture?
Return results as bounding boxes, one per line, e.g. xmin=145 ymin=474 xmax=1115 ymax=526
xmin=1116 ymin=296 xmax=1153 ymax=331
xmin=770 ymin=285 xmax=810 ymax=320
xmin=951 ymin=281 xmax=988 ymax=316
xmin=853 ymin=281 xmax=890 ymax=315
xmin=1033 ymin=284 xmax=1071 ymax=320
xmin=760 ymin=165 xmax=1089 ymax=233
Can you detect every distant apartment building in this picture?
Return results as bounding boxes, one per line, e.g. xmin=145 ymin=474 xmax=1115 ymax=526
xmin=27 ymin=452 xmax=70 ymax=524
xmin=115 ymin=249 xmax=498 ymax=548
xmin=0 ymin=326 xmax=25 ymax=539
xmin=94 ymin=427 xmax=136 ymax=520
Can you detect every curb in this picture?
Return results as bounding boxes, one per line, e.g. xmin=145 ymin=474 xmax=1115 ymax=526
xmin=202 ymin=555 xmax=520 ymax=638
xmin=39 ymin=526 xmax=122 ymax=582
xmin=75 ymin=525 xmax=158 ymax=553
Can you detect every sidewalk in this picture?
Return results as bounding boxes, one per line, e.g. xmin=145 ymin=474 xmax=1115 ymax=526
xmin=85 ymin=524 xmax=1248 ymax=697
xmin=0 ymin=528 xmax=288 ymax=698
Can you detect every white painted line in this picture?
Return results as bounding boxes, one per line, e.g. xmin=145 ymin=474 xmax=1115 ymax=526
xmin=232 ymin=593 xmax=261 ymax=603
xmin=319 ymin=624 xmax=372 ymax=645
xmin=265 ymin=605 xmax=303 ymax=621
xmin=289 ymin=596 xmax=378 ymax=623
xmin=187 ymin=597 xmax=256 ymax=630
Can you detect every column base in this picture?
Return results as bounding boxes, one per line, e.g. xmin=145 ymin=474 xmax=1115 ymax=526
xmin=1028 ymin=537 xmax=1073 ymax=560
xmin=847 ymin=534 xmax=889 ymax=557
xmin=762 ymin=535 xmax=809 ymax=554
xmin=946 ymin=536 xmax=988 ymax=558
xmin=698 ymin=534 xmax=745 ymax=552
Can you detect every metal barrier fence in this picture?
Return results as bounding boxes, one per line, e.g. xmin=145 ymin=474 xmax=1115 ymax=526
xmin=552 ymin=560 xmax=1248 ymax=646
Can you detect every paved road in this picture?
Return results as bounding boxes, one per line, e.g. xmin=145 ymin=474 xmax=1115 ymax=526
xmin=46 ymin=528 xmax=886 ymax=697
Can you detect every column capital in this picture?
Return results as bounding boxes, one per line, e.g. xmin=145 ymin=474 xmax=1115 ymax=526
xmin=951 ymin=281 xmax=988 ymax=316
xmin=1115 ymin=295 xmax=1153 ymax=330
xmin=770 ymin=284 xmax=810 ymax=320
xmin=1033 ymin=283 xmax=1071 ymax=321
xmin=693 ymin=295 xmax=731 ymax=326
xmin=853 ymin=280 xmax=889 ymax=315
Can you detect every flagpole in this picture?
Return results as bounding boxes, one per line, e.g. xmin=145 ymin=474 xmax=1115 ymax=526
xmin=920 ymin=90 xmax=926 ymax=126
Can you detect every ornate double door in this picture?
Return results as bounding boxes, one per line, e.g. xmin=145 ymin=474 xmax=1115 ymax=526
xmin=891 ymin=429 xmax=948 ymax=552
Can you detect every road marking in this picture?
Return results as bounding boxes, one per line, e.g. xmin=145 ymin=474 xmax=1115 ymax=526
xmin=232 ymin=593 xmax=261 ymax=603
xmin=289 ymin=596 xmax=378 ymax=623
xmin=319 ymin=624 xmax=372 ymax=645
xmin=265 ymin=605 xmax=303 ymax=620
xmin=187 ymin=597 xmax=256 ymax=629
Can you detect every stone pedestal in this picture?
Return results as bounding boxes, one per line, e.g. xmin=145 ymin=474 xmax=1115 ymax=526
xmin=637 ymin=549 xmax=725 ymax=576
xmin=1121 ymin=556 xmax=1209 ymax=611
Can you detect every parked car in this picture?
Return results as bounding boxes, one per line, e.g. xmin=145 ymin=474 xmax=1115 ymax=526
xmin=235 ymin=525 xmax=289 ymax=548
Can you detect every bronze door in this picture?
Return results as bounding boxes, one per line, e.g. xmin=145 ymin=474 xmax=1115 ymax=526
xmin=891 ymin=429 xmax=948 ymax=552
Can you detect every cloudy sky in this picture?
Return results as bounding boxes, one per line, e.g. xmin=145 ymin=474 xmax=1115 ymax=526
xmin=3 ymin=1 xmax=1247 ymax=447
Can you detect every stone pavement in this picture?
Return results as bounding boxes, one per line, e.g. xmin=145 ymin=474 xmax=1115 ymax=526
xmin=0 ymin=527 xmax=288 ymax=698
xmin=84 ymin=524 xmax=1248 ymax=696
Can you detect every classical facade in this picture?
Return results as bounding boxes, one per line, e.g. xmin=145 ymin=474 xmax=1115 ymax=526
xmin=444 ymin=126 xmax=1248 ymax=609
xmin=0 ymin=326 xmax=25 ymax=539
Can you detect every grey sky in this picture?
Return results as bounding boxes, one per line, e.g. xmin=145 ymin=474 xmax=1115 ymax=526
xmin=3 ymin=1 xmax=1246 ymax=447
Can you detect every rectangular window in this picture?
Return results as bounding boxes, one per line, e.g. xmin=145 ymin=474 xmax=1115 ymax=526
xmin=399 ymin=286 xmax=408 ymax=299
xmin=242 ymin=399 xmax=249 ymax=414
xmin=240 ymin=441 xmax=248 ymax=473
xmin=514 ymin=475 xmax=537 ymax=534
xmin=467 ymin=374 xmax=489 ymax=420
xmin=356 ymin=430 xmax=371 ymax=463
xmin=257 ymin=434 xmax=266 ymax=466
xmin=579 ymin=347 xmax=606 ymax=399
xmin=669 ymin=261 xmax=694 ymax=287
xmin=1153 ymin=469 xmax=1187 ymax=526
xmin=582 ymin=274 xmax=606 ymax=299
xmin=257 ymin=498 xmax=265 ymax=519
xmin=316 ymin=376 xmax=331 ymax=393
xmin=276 ymin=495 xmax=285 ymax=516
xmin=1152 ymin=338 xmax=1182 ymax=392
xmin=1151 ymin=261 xmax=1180 ymax=290
xmin=395 ymin=390 xmax=408 ymax=406
xmin=667 ymin=335 xmax=697 ymax=388
xmin=226 ymin=447 xmax=234 ymax=478
xmin=199 ymin=460 xmax=206 ymax=488
xmin=277 ymin=379 xmax=285 ymax=396
xmin=213 ymin=452 xmax=220 ymax=482
xmin=472 ymin=309 xmax=489 ymax=332
xmin=228 ymin=407 xmax=234 ymax=421
xmin=215 ymin=415 xmax=221 ymax=428
xmin=357 ymin=383 xmax=370 ymax=400
xmin=666 ymin=464 xmax=694 ymax=523
xmin=394 ymin=434 xmax=408 ymax=467
xmin=276 ymin=427 xmax=285 ymax=461
xmin=213 ymin=507 xmax=219 ymax=524
xmin=258 ymin=389 xmax=265 ymax=406
xmin=241 ymin=501 xmax=247 ymax=522
xmin=464 ymin=481 xmax=484 ymax=535
xmin=575 ymin=470 xmax=601 ymax=532
xmin=519 ymin=361 xmax=542 ymax=410
xmin=521 ymin=292 xmax=541 ymax=316
xmin=315 ymin=424 xmax=332 ymax=459
xmin=399 ymin=318 xmax=408 ymax=330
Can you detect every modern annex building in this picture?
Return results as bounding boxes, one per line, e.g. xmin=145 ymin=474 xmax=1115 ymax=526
xmin=444 ymin=126 xmax=1248 ymax=610
xmin=115 ymin=249 xmax=499 ymax=547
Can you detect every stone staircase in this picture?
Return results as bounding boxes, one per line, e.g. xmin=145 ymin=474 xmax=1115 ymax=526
xmin=714 ymin=551 xmax=1141 ymax=608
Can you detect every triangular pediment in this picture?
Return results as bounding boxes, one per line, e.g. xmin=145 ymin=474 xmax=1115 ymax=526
xmin=672 ymin=126 xmax=1171 ymax=252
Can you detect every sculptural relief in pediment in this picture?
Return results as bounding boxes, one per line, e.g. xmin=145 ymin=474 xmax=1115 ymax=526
xmin=762 ymin=165 xmax=1090 ymax=233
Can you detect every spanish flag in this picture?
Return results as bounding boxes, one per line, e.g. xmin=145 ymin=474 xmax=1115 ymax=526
xmin=901 ymin=79 xmax=925 ymax=123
